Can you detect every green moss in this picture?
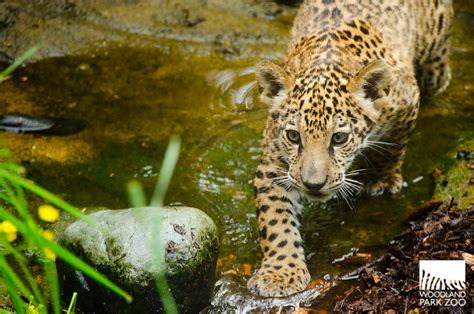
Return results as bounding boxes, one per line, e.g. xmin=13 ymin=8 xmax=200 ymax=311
xmin=433 ymin=139 xmax=474 ymax=210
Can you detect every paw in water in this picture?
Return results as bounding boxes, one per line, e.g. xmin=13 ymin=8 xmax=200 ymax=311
xmin=208 ymin=275 xmax=334 ymax=312
xmin=247 ymin=264 xmax=310 ymax=297
xmin=365 ymin=173 xmax=403 ymax=196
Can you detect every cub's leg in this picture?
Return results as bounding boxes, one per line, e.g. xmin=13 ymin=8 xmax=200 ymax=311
xmin=418 ymin=4 xmax=453 ymax=97
xmin=363 ymin=141 xmax=407 ymax=196
xmin=247 ymin=161 xmax=310 ymax=297
xmin=363 ymin=82 xmax=420 ymax=196
xmin=418 ymin=45 xmax=451 ymax=97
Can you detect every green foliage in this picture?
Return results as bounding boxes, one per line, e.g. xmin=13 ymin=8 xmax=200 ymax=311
xmin=127 ymin=136 xmax=181 ymax=314
xmin=1 ymin=46 xmax=181 ymax=314
xmin=0 ymin=148 xmax=132 ymax=313
xmin=0 ymin=48 xmax=131 ymax=313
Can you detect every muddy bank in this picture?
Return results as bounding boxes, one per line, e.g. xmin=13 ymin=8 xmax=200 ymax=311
xmin=331 ymin=203 xmax=473 ymax=312
xmin=0 ymin=0 xmax=295 ymax=61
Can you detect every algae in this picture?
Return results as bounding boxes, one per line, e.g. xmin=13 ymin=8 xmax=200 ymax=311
xmin=433 ymin=140 xmax=474 ymax=210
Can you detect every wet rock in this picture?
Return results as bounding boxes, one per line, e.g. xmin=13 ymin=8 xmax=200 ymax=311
xmin=433 ymin=140 xmax=474 ymax=210
xmin=0 ymin=113 xmax=86 ymax=135
xmin=56 ymin=206 xmax=219 ymax=312
xmin=0 ymin=51 xmax=14 ymax=66
xmin=0 ymin=113 xmax=55 ymax=133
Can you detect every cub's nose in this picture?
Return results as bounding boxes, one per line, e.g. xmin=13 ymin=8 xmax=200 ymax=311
xmin=302 ymin=177 xmax=327 ymax=194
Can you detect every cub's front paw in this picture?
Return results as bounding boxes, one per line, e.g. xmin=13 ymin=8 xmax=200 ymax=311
xmin=247 ymin=264 xmax=310 ymax=297
xmin=365 ymin=173 xmax=403 ymax=196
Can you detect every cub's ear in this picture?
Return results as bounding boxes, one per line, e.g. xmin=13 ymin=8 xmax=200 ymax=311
xmin=347 ymin=60 xmax=391 ymax=120
xmin=256 ymin=60 xmax=293 ymax=107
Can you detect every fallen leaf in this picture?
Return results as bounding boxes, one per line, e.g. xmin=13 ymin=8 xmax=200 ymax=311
xmin=306 ymin=279 xmax=325 ymax=289
xmin=432 ymin=167 xmax=442 ymax=178
xmin=242 ymin=263 xmax=253 ymax=276
xmin=366 ymin=268 xmax=381 ymax=284
xmin=461 ymin=252 xmax=474 ymax=266
xmin=291 ymin=307 xmax=315 ymax=314
xmin=222 ymin=269 xmax=237 ymax=276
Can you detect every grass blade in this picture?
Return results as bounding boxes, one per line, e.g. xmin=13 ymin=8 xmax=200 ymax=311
xmin=0 ymin=170 xmax=97 ymax=227
xmin=0 ymin=256 xmax=32 ymax=304
xmin=0 ymin=45 xmax=40 ymax=82
xmin=151 ymin=137 xmax=181 ymax=314
xmin=44 ymin=261 xmax=60 ymax=314
xmin=0 ymin=237 xmax=45 ymax=308
xmin=0 ymin=258 xmax=25 ymax=313
xmin=150 ymin=136 xmax=181 ymax=207
xmin=66 ymin=292 xmax=78 ymax=314
xmin=154 ymin=273 xmax=177 ymax=314
xmin=127 ymin=180 xmax=147 ymax=208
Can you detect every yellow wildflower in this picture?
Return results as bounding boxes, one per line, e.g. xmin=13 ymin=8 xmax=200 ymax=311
xmin=42 ymin=229 xmax=56 ymax=260
xmin=0 ymin=220 xmax=18 ymax=242
xmin=0 ymin=220 xmax=17 ymax=233
xmin=5 ymin=232 xmax=17 ymax=242
xmin=43 ymin=248 xmax=56 ymax=260
xmin=38 ymin=205 xmax=60 ymax=222
xmin=27 ymin=304 xmax=39 ymax=314
xmin=42 ymin=229 xmax=54 ymax=241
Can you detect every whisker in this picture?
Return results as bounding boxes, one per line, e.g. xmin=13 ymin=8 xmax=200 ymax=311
xmin=346 ymin=168 xmax=368 ymax=174
xmin=365 ymin=144 xmax=388 ymax=156
xmin=367 ymin=143 xmax=393 ymax=154
xmin=357 ymin=151 xmax=375 ymax=168
xmin=366 ymin=140 xmax=400 ymax=147
xmin=345 ymin=178 xmax=363 ymax=187
xmin=339 ymin=185 xmax=354 ymax=210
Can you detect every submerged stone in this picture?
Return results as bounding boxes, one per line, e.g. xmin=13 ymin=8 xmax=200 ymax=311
xmin=56 ymin=206 xmax=219 ymax=312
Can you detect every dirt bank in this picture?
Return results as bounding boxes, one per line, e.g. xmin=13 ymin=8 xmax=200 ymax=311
xmin=0 ymin=0 xmax=296 ymax=61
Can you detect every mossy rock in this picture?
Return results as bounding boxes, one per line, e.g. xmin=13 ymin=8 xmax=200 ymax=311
xmin=56 ymin=206 xmax=219 ymax=312
xmin=433 ymin=140 xmax=474 ymax=210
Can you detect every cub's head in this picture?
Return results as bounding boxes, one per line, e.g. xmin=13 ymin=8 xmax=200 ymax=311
xmin=256 ymin=59 xmax=391 ymax=201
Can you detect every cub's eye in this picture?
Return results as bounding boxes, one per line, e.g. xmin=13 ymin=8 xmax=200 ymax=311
xmin=331 ymin=132 xmax=349 ymax=145
xmin=286 ymin=130 xmax=301 ymax=144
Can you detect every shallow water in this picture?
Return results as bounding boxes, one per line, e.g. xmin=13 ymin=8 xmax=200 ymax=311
xmin=1 ymin=1 xmax=473 ymax=310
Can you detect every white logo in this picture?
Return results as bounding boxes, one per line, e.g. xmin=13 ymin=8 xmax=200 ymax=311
xmin=419 ymin=260 xmax=466 ymax=291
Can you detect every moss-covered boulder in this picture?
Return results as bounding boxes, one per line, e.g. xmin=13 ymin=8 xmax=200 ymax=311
xmin=433 ymin=140 xmax=474 ymax=210
xmin=56 ymin=206 xmax=219 ymax=312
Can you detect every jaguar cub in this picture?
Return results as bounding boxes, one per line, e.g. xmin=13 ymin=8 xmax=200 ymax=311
xmin=248 ymin=0 xmax=452 ymax=297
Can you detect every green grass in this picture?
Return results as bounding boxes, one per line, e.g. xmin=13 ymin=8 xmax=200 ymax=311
xmin=0 ymin=148 xmax=132 ymax=313
xmin=0 ymin=139 xmax=181 ymax=313
xmin=66 ymin=292 xmax=77 ymax=314
xmin=1 ymin=46 xmax=180 ymax=314
xmin=0 ymin=45 xmax=40 ymax=83
xmin=0 ymin=47 xmax=131 ymax=313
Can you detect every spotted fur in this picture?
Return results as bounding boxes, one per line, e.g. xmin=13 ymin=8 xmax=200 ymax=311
xmin=248 ymin=0 xmax=452 ymax=297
